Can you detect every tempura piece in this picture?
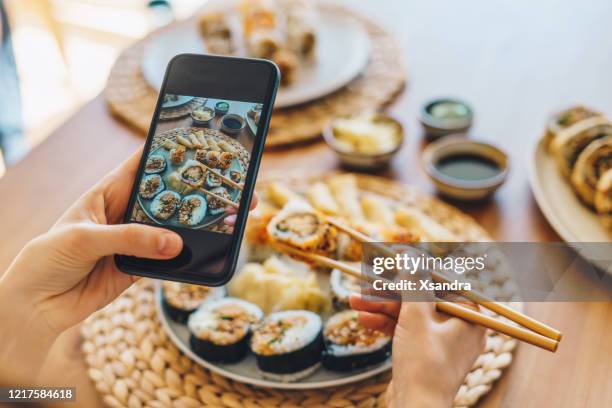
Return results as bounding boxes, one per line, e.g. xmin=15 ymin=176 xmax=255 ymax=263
xmin=307 ymin=182 xmax=338 ymax=215
xmin=189 ymin=133 xmax=203 ymax=148
xmin=218 ymin=140 xmax=237 ymax=153
xmin=176 ymin=134 xmax=194 ymax=149
xmin=361 ymin=194 xmax=394 ymax=226
xmin=266 ymin=181 xmax=302 ymax=207
xmin=327 ymin=174 xmax=364 ymax=221
xmin=395 ymin=207 xmax=457 ymax=242
xmin=266 ymin=200 xmax=336 ymax=253
xmin=163 ymin=139 xmax=178 ymax=150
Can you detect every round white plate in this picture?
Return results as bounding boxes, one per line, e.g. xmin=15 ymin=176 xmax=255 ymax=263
xmin=528 ymin=137 xmax=612 ymax=273
xmin=141 ymin=3 xmax=371 ymax=109
xmin=155 ymin=282 xmax=391 ymax=390
xmin=161 ymin=95 xmax=194 ymax=109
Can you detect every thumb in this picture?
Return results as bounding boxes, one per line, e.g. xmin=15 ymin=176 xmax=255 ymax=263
xmin=73 ymin=223 xmax=183 ymax=260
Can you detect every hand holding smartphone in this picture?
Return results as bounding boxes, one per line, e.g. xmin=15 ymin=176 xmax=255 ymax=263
xmin=116 ymin=54 xmax=279 ymax=286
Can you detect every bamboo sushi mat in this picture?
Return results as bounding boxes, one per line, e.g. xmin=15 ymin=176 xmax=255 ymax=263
xmin=104 ymin=4 xmax=406 ymax=148
xmin=81 ymin=174 xmax=520 ymax=408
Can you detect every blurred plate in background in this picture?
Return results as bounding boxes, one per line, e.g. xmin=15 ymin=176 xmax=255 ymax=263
xmin=529 ymin=137 xmax=612 ymax=274
xmin=141 ymin=3 xmax=371 ymax=108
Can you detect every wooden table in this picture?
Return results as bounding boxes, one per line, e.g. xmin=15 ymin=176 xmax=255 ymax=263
xmin=1 ymin=0 xmax=612 ymax=406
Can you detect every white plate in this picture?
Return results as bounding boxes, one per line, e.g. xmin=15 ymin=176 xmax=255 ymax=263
xmin=528 ymin=137 xmax=612 ymax=273
xmin=141 ymin=2 xmax=371 ymax=109
xmin=161 ymin=95 xmax=194 ymax=109
xmin=155 ymin=282 xmax=391 ymax=390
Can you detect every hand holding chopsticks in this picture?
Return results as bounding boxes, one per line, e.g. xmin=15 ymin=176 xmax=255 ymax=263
xmin=269 ymin=213 xmax=562 ymax=352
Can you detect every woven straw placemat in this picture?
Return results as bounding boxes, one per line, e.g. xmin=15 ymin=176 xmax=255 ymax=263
xmin=104 ymin=4 xmax=405 ymax=148
xmin=82 ymin=174 xmax=519 ymax=408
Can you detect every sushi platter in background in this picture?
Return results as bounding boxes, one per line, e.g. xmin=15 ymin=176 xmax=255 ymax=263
xmin=529 ymin=105 xmax=612 ymax=273
xmin=141 ymin=0 xmax=371 ymax=108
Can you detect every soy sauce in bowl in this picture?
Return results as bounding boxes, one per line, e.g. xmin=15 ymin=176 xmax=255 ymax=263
xmin=422 ymin=136 xmax=509 ymax=201
xmin=435 ymin=154 xmax=502 ymax=181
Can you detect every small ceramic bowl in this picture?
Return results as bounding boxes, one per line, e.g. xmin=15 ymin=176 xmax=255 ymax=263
xmin=422 ymin=136 xmax=509 ymax=201
xmin=215 ymin=101 xmax=230 ymax=117
xmin=420 ymin=98 xmax=473 ymax=140
xmin=191 ymin=107 xmax=215 ymax=127
xmin=220 ymin=114 xmax=246 ymax=136
xmin=323 ymin=112 xmax=404 ymax=170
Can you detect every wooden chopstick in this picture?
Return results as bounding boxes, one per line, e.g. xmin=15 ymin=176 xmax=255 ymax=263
xmin=435 ymin=302 xmax=558 ymax=352
xmin=200 ymin=163 xmax=244 ymax=191
xmin=325 ymin=215 xmax=563 ymax=342
xmin=433 ymin=270 xmax=562 ymax=341
xmin=197 ymin=187 xmax=239 ymax=209
xmin=179 ymin=178 xmax=240 ymax=209
xmin=271 ymin=240 xmax=559 ymax=352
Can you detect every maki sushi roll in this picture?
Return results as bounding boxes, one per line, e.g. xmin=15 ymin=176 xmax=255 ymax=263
xmin=151 ymin=191 xmax=181 ymax=220
xmin=188 ymin=298 xmax=263 ymax=364
xmin=161 ymin=281 xmax=224 ymax=323
xmin=178 ymin=195 xmax=207 ymax=226
xmin=139 ymin=174 xmax=165 ymax=199
xmin=180 ymin=160 xmax=207 ymax=187
xmin=206 ymin=170 xmax=223 ymax=188
xmin=144 ymin=154 xmax=167 ymax=174
xmin=330 ymin=266 xmax=361 ymax=310
xmin=322 ymin=310 xmax=391 ymax=372
xmin=250 ymin=310 xmax=323 ymax=381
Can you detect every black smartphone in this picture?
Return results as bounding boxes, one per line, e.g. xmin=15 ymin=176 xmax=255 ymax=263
xmin=116 ymin=54 xmax=279 ymax=286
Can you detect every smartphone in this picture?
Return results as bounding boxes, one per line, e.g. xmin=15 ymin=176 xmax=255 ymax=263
xmin=116 ymin=54 xmax=279 ymax=286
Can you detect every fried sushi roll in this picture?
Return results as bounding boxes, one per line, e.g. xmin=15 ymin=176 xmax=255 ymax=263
xmin=266 ymin=200 xmax=337 ymax=253
xmin=162 ymin=281 xmax=224 ymax=323
xmin=170 ymin=145 xmax=187 ymax=166
xmin=321 ymin=310 xmax=391 ymax=372
xmin=188 ymin=298 xmax=263 ymax=364
xmin=550 ymin=116 xmax=612 ymax=178
xmin=570 ymin=136 xmax=612 ymax=206
xmin=544 ymin=105 xmax=601 ymax=151
xmin=251 ymin=310 xmax=323 ymax=381
xmin=179 ymin=160 xmax=208 ymax=187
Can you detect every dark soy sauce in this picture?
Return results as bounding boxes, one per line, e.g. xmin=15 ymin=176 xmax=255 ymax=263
xmin=435 ymin=154 xmax=501 ymax=181
xmin=223 ymin=117 xmax=242 ymax=129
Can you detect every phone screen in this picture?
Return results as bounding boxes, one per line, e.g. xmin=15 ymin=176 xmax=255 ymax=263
xmin=130 ymin=95 xmax=260 ymax=234
xmin=117 ymin=54 xmax=278 ymax=285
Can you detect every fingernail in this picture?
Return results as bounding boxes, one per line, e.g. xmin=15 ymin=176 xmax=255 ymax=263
xmin=158 ymin=233 xmax=181 ymax=256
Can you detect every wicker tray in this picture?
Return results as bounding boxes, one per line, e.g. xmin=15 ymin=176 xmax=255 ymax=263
xmin=104 ymin=4 xmax=406 ymax=148
xmin=82 ymin=173 xmax=519 ymax=407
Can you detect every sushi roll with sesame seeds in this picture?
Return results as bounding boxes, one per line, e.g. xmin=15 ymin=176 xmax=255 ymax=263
xmin=161 ymin=281 xmax=225 ymax=324
xmin=188 ymin=298 xmax=263 ymax=364
xmin=321 ymin=310 xmax=391 ymax=372
xmin=250 ymin=310 xmax=323 ymax=382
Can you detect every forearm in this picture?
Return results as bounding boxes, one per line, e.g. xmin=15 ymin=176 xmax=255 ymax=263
xmin=0 ymin=275 xmax=59 ymax=385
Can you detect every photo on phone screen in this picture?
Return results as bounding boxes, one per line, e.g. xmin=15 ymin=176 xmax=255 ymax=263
xmin=131 ymin=93 xmax=262 ymax=234
xmin=117 ymin=54 xmax=278 ymax=286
